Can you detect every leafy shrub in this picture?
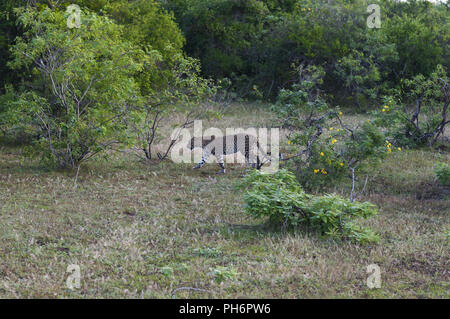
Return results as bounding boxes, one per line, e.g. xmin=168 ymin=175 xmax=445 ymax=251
xmin=193 ymin=247 xmax=221 ymax=258
xmin=239 ymin=170 xmax=380 ymax=244
xmin=6 ymin=7 xmax=147 ymax=168
xmin=0 ymin=85 xmax=30 ymax=139
xmin=160 ymin=266 xmax=174 ymax=277
xmin=373 ymin=65 xmax=449 ymax=147
xmin=333 ymin=49 xmax=381 ymax=108
xmin=272 ymin=64 xmax=389 ymax=192
xmin=210 ymin=266 xmax=239 ymax=284
xmin=165 ymin=0 xmax=448 ymax=102
xmin=434 ymin=163 xmax=450 ymax=186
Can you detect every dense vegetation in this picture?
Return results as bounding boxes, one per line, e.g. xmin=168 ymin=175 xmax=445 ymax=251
xmin=165 ymin=0 xmax=448 ymax=102
xmin=0 ymin=0 xmax=448 ymax=298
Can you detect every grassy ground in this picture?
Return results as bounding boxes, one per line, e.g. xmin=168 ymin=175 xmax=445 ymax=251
xmin=0 ymin=103 xmax=448 ymax=298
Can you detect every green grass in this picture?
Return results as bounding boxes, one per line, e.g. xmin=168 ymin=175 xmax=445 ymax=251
xmin=0 ymin=104 xmax=448 ymax=298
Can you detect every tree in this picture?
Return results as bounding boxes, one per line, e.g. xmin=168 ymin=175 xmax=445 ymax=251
xmin=0 ymin=0 xmax=27 ymax=93
xmin=273 ymin=63 xmax=388 ymax=196
xmin=128 ymin=55 xmax=218 ymax=162
xmin=373 ymin=65 xmax=449 ymax=147
xmin=7 ymin=6 xmax=148 ymax=169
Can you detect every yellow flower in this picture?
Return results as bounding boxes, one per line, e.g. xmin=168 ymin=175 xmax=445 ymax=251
xmin=336 ymin=129 xmax=340 ymax=132
xmin=331 ymin=139 xmax=337 ymax=145
xmin=397 ymin=147 xmax=401 ymax=151
xmin=339 ymin=111 xmax=343 ymax=116
xmin=338 ymin=60 xmax=341 ymax=63
xmin=314 ymin=169 xmax=319 ymax=174
xmin=340 ymin=162 xmax=344 ymax=167
xmin=329 ymin=127 xmax=334 ymax=131
xmin=320 ymin=152 xmax=324 ymax=156
xmin=321 ymin=169 xmax=327 ymax=175
xmin=308 ymin=8 xmax=311 ymax=11
xmin=288 ymin=140 xmax=291 ymax=145
xmin=381 ymin=109 xmax=385 ymax=112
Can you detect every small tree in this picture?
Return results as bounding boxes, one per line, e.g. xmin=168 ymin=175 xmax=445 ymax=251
xmin=273 ymin=63 xmax=389 ymax=198
xmin=6 ymin=7 xmax=148 ymax=170
xmin=128 ymin=56 xmax=218 ymax=163
xmin=373 ymin=65 xmax=449 ymax=147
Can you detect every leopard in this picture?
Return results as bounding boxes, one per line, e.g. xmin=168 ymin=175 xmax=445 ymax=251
xmin=188 ymin=133 xmax=279 ymax=173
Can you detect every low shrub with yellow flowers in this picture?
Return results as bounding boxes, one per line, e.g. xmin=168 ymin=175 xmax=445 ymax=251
xmin=372 ymin=65 xmax=449 ymax=147
xmin=273 ymin=63 xmax=390 ymax=191
xmin=304 ymin=120 xmax=390 ymax=190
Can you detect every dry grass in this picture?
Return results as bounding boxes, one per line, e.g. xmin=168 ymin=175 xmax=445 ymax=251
xmin=0 ymin=103 xmax=448 ymax=298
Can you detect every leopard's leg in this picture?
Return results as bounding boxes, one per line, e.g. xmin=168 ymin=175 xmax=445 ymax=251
xmin=216 ymin=154 xmax=226 ymax=174
xmin=243 ymin=152 xmax=254 ymax=168
xmin=193 ymin=150 xmax=210 ymax=169
xmin=246 ymin=148 xmax=258 ymax=169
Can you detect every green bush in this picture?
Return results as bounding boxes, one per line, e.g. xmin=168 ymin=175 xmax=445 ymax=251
xmin=238 ymin=170 xmax=380 ymax=244
xmin=272 ymin=63 xmax=389 ymax=191
xmin=6 ymin=7 xmax=147 ymax=168
xmin=210 ymin=266 xmax=239 ymax=284
xmin=165 ymin=0 xmax=448 ymax=103
xmin=434 ymin=163 xmax=450 ymax=186
xmin=373 ymin=65 xmax=449 ymax=147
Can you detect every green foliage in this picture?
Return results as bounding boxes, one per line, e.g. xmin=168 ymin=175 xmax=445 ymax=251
xmin=271 ymin=64 xmax=327 ymax=127
xmin=165 ymin=0 xmax=448 ymax=103
xmin=193 ymin=247 xmax=221 ymax=258
xmin=6 ymin=7 xmax=147 ymax=168
xmin=239 ymin=170 xmax=380 ymax=244
xmin=210 ymin=266 xmax=239 ymax=284
xmin=333 ymin=50 xmax=381 ymax=107
xmin=382 ymin=8 xmax=446 ymax=80
xmin=167 ymin=0 xmax=271 ymax=97
xmin=272 ymin=64 xmax=388 ymax=190
xmin=0 ymin=85 xmax=19 ymax=136
xmin=1 ymin=0 xmax=448 ymax=114
xmin=434 ymin=162 xmax=450 ymax=186
xmin=373 ymin=65 xmax=449 ymax=147
xmin=104 ymin=0 xmax=185 ymax=93
xmin=0 ymin=0 xmax=27 ymax=92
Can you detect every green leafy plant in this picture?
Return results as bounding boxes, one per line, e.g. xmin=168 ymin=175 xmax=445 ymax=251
xmin=434 ymin=162 xmax=450 ymax=186
xmin=373 ymin=65 xmax=449 ymax=147
xmin=272 ymin=63 xmax=389 ymax=193
xmin=210 ymin=266 xmax=239 ymax=284
xmin=238 ymin=169 xmax=380 ymax=244
xmin=160 ymin=266 xmax=174 ymax=277
xmin=334 ymin=49 xmax=381 ymax=108
xmin=193 ymin=247 xmax=221 ymax=258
